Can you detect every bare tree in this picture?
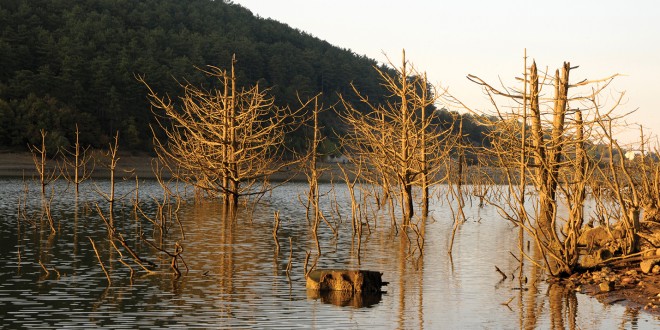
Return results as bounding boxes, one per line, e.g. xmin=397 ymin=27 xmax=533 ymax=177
xmin=466 ymin=55 xmax=628 ymax=275
xmin=299 ymin=93 xmax=336 ymax=253
xmin=140 ymin=56 xmax=303 ymax=214
xmin=592 ymin=107 xmax=642 ymax=254
xmin=94 ymin=132 xmax=121 ymax=228
xmin=28 ymin=129 xmax=60 ymax=195
xmin=60 ymin=124 xmax=95 ymax=195
xmin=339 ymin=50 xmax=455 ymax=226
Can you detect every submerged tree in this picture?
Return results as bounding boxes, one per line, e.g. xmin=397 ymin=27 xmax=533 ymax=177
xmin=28 ymin=129 xmax=60 ymax=195
xmin=466 ymin=54 xmax=630 ymax=276
xmin=141 ymin=56 xmax=302 ymax=214
xmin=340 ymin=50 xmax=455 ymax=226
xmin=60 ymin=124 xmax=95 ymax=195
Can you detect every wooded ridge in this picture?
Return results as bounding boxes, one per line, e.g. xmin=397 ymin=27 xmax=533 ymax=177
xmin=0 ymin=0 xmax=490 ymax=153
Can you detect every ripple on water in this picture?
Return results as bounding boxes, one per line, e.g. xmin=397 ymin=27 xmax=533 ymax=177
xmin=0 ymin=180 xmax=659 ymax=328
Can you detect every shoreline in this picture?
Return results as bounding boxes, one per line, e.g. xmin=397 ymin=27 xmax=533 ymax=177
xmin=0 ymin=152 xmax=163 ymax=180
xmin=0 ymin=151 xmax=349 ymax=182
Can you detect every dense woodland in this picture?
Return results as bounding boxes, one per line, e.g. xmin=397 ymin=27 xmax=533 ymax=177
xmin=0 ymin=0 xmax=491 ymax=154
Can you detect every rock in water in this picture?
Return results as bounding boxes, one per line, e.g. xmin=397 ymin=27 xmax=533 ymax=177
xmin=306 ymin=269 xmax=387 ymax=292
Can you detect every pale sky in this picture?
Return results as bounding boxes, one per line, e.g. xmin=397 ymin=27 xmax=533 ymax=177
xmin=233 ymin=0 xmax=660 ymax=144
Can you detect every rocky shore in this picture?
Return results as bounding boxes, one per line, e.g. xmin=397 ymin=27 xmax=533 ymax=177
xmin=556 ymin=221 xmax=660 ymax=315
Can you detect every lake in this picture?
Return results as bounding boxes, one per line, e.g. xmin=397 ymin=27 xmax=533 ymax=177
xmin=0 ymin=177 xmax=658 ymax=329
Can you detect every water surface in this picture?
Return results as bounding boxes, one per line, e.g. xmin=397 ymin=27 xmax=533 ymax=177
xmin=0 ymin=178 xmax=658 ymax=328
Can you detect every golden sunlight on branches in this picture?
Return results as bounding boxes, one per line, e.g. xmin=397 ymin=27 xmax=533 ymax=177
xmin=339 ymin=50 xmax=456 ymax=226
xmin=139 ymin=56 xmax=303 ymax=214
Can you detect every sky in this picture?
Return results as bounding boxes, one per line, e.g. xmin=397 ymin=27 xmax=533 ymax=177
xmin=233 ymin=0 xmax=660 ymax=145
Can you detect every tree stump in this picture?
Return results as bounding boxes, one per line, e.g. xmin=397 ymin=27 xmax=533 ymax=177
xmin=305 ymin=269 xmax=387 ymax=293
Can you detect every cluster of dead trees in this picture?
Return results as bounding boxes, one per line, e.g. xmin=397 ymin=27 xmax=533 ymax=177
xmin=139 ymin=52 xmax=461 ymax=262
xmin=23 ymin=125 xmax=189 ymax=283
xmin=23 ymin=50 xmax=660 ymax=280
xmin=138 ymin=51 xmax=660 ymax=276
xmin=463 ymin=53 xmax=658 ymax=276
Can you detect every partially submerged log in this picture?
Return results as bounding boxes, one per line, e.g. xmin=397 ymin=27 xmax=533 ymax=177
xmin=306 ymin=269 xmax=387 ymax=293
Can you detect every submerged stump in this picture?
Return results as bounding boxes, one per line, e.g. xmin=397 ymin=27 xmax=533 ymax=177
xmin=306 ymin=269 xmax=387 ymax=293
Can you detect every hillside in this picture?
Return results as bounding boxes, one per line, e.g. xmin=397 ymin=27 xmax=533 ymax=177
xmin=0 ymin=0 xmax=489 ymax=154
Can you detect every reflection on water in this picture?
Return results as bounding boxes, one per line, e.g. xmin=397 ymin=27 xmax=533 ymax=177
xmin=0 ymin=178 xmax=659 ymax=328
xmin=307 ymin=290 xmax=383 ymax=308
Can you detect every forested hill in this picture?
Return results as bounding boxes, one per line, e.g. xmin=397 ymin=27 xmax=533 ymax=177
xmin=0 ymin=0 xmax=391 ymax=151
xmin=0 ymin=0 xmax=490 ymax=153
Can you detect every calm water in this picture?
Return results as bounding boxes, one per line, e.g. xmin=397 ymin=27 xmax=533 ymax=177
xmin=0 ymin=177 xmax=658 ymax=329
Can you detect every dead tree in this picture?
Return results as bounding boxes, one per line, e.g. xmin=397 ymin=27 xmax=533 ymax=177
xmin=140 ymin=56 xmax=303 ymax=214
xmin=94 ymin=132 xmax=121 ymax=228
xmin=28 ymin=129 xmax=60 ymax=195
xmin=339 ymin=50 xmax=454 ymax=226
xmin=300 ymin=94 xmax=336 ymax=252
xmin=60 ymin=124 xmax=95 ymax=195
xmin=466 ymin=55 xmax=626 ymax=276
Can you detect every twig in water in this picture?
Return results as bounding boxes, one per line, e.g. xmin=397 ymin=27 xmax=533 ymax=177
xmin=51 ymin=266 xmax=61 ymax=280
xmin=38 ymin=260 xmax=50 ymax=277
xmin=304 ymin=251 xmax=311 ymax=277
xmin=509 ymin=251 xmax=521 ymax=262
xmin=501 ymin=296 xmax=515 ymax=311
xmin=273 ymin=211 xmax=281 ymax=252
xmin=88 ymin=237 xmax=111 ymax=286
xmin=286 ymin=237 xmax=293 ymax=278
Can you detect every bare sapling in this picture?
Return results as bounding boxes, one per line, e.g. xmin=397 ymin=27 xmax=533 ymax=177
xmin=60 ymin=124 xmax=95 ymax=195
xmin=337 ymin=162 xmax=363 ymax=236
xmin=448 ymin=120 xmax=467 ymax=224
xmin=632 ymin=126 xmax=660 ymax=223
xmin=447 ymin=151 xmax=467 ymax=256
xmin=593 ymin=114 xmax=641 ymax=254
xmin=299 ymin=93 xmax=337 ymax=251
xmin=94 ymin=132 xmax=121 ymax=228
xmin=300 ymin=93 xmax=324 ymax=225
xmin=28 ymin=129 xmax=61 ymax=195
xmin=42 ymin=187 xmax=57 ymax=234
xmin=135 ymin=159 xmax=185 ymax=245
xmin=286 ymin=237 xmax=293 ymax=278
xmin=273 ymin=211 xmax=281 ymax=253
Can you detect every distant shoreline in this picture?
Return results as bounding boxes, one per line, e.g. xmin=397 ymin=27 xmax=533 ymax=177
xmin=0 ymin=151 xmax=163 ymax=180
xmin=0 ymin=151 xmax=501 ymax=184
xmin=0 ymin=151 xmax=351 ymax=183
